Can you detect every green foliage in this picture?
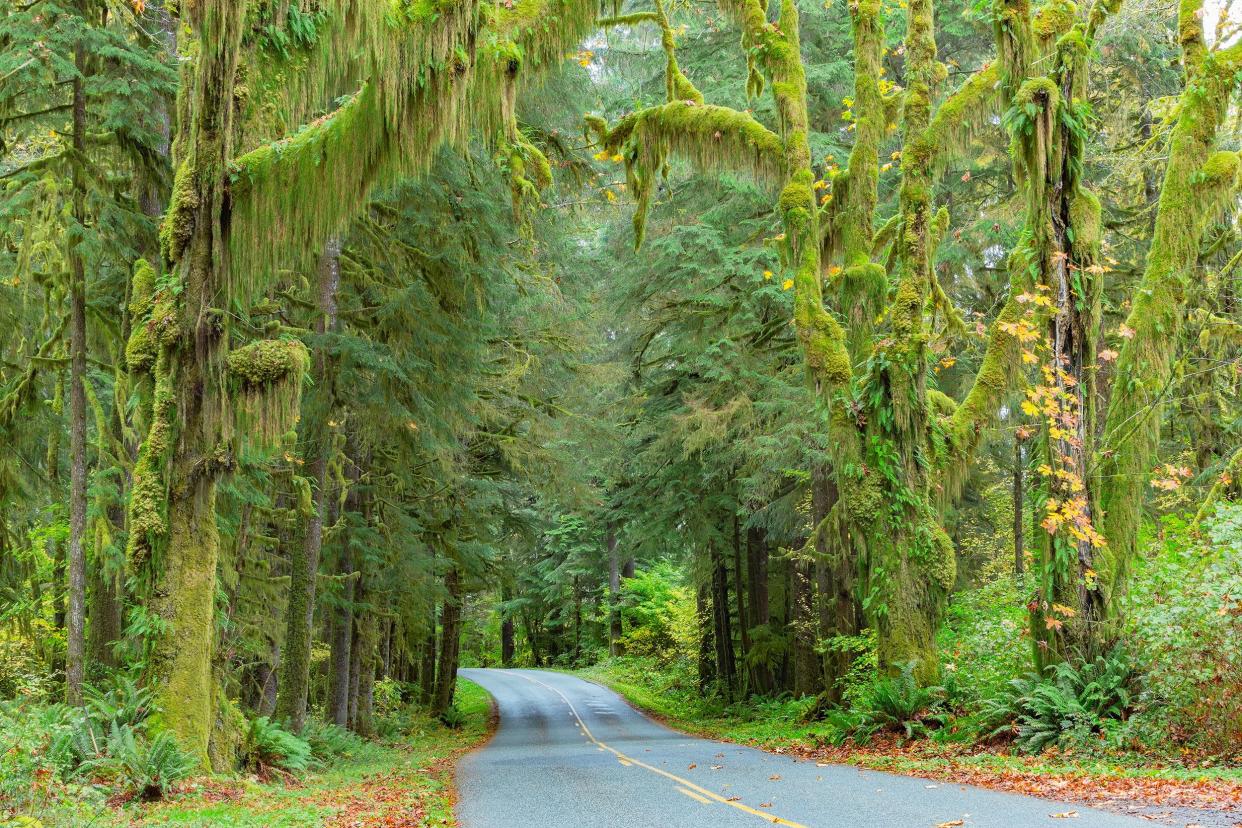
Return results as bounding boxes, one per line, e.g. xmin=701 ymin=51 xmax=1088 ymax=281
xmin=982 ymin=646 xmax=1139 ymax=754
xmin=76 ymin=724 xmax=196 ymax=802
xmin=859 ymin=661 xmax=949 ymax=739
xmin=301 ymin=717 xmax=367 ymax=764
xmin=240 ymin=716 xmax=312 ymax=774
xmin=1122 ymin=507 xmax=1242 ymax=755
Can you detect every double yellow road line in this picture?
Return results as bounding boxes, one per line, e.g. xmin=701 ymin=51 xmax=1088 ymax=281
xmin=510 ymin=672 xmax=809 ymax=828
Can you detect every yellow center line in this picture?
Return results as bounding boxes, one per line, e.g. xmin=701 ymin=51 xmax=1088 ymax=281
xmin=509 ymin=672 xmax=808 ymax=828
xmin=677 ymin=786 xmax=712 ymax=805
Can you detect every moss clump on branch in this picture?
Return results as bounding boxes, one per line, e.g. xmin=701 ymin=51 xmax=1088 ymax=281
xmin=227 ymin=339 xmax=311 ymax=447
xmin=227 ymin=338 xmax=310 ymax=387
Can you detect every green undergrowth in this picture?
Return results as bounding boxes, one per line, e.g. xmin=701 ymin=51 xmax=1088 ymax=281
xmin=0 ymin=679 xmax=493 ymax=828
xmin=577 ymin=658 xmax=1242 ymax=785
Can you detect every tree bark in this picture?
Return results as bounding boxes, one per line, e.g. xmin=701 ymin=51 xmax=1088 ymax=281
xmin=432 ymin=563 xmax=463 ymax=715
xmin=745 ymin=524 xmax=771 ymax=693
xmin=731 ymin=514 xmax=750 ymax=695
xmin=419 ymin=606 xmax=437 ymax=705
xmin=710 ymin=544 xmax=736 ymax=700
xmin=355 ymin=614 xmax=376 ymax=737
xmin=790 ymin=541 xmax=821 ymax=698
xmin=329 ymin=545 xmax=355 ymax=727
xmin=696 ymin=582 xmax=714 ymax=693
xmin=1013 ymin=436 xmax=1025 ymax=577
xmin=607 ymin=526 xmax=623 ymax=656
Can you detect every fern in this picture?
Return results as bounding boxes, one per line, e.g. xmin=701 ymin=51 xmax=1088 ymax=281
xmin=241 ymin=716 xmax=312 ymax=773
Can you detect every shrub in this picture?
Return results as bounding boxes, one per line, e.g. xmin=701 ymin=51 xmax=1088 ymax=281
xmin=1124 ymin=506 xmax=1242 ymax=757
xmin=302 ymin=717 xmax=366 ymax=763
xmin=76 ymin=723 xmax=195 ymax=801
xmin=438 ymin=704 xmax=467 ymax=729
xmin=240 ymin=716 xmax=312 ymax=774
xmin=861 ymin=661 xmax=948 ymax=739
xmin=983 ymin=646 xmax=1138 ymax=753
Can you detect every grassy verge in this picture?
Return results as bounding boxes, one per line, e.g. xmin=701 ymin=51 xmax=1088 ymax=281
xmin=574 ymin=661 xmax=1242 ymax=817
xmin=8 ymin=679 xmax=494 ymax=828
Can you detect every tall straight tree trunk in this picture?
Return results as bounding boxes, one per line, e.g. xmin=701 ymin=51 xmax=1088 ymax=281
xmin=276 ymin=237 xmax=341 ymax=733
xmin=606 ymin=526 xmax=623 ymax=656
xmin=500 ymin=583 xmax=515 ymax=666
xmin=813 ymin=467 xmax=857 ymax=702
xmin=432 ymin=563 xmax=462 ymax=715
xmin=355 ymin=614 xmax=377 ymax=737
xmin=710 ymin=544 xmax=736 ymax=700
xmin=381 ymin=618 xmax=393 ymax=678
xmin=731 ymin=514 xmax=750 ymax=695
xmin=696 ymin=582 xmax=714 ymax=693
xmin=347 ymin=615 xmax=363 ymax=730
xmin=1013 ymin=436 xmax=1025 ymax=577
xmin=790 ymin=545 xmax=820 ymax=698
xmin=419 ymin=607 xmax=437 ymax=704
xmin=64 ymin=38 xmax=90 ymax=708
xmin=330 ymin=544 xmax=355 ymax=727
xmin=745 ymin=524 xmax=772 ymax=693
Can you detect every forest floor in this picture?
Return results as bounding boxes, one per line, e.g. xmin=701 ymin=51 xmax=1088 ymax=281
xmin=574 ymin=664 xmax=1242 ymax=828
xmin=13 ymin=678 xmax=494 ymax=828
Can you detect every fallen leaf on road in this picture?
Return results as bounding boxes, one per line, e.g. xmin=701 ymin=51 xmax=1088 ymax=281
xmin=726 ymin=796 xmax=741 ymax=802
xmin=769 ymin=774 xmax=781 ymax=781
xmin=759 ymin=802 xmax=773 ymax=808
xmin=711 ymin=765 xmax=724 ymax=770
xmin=1050 ymin=812 xmax=1079 ymax=819
xmin=935 ymin=821 xmax=964 ymax=827
xmin=688 ymin=763 xmax=697 ymax=769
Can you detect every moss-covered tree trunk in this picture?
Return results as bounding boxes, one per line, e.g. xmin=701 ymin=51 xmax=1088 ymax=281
xmin=276 ymin=237 xmax=342 ymax=733
xmin=64 ymin=34 xmax=90 ymax=707
xmin=431 ymin=562 xmax=463 ymax=715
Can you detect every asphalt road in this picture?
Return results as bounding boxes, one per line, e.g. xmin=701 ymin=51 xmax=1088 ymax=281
xmin=455 ymin=668 xmax=1152 ymax=828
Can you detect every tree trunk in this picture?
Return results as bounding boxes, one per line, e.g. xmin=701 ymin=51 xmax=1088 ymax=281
xmin=790 ymin=544 xmax=821 ymax=698
xmin=347 ymin=616 xmax=363 ymax=731
xmin=330 ymin=546 xmax=355 ymax=727
xmin=501 ymin=615 xmax=515 ymax=666
xmin=607 ymin=526 xmax=623 ymax=656
xmin=87 ymin=552 xmax=123 ymax=670
xmin=745 ymin=524 xmax=772 ymax=693
xmin=710 ymin=544 xmax=736 ymax=700
xmin=815 ymin=468 xmax=859 ymax=702
xmin=381 ymin=618 xmax=393 ymax=678
xmin=138 ymin=1 xmax=251 ymax=766
xmin=731 ymin=514 xmax=750 ymax=695
xmin=419 ymin=607 xmax=437 ymax=705
xmin=1013 ymin=436 xmax=1025 ymax=577
xmin=275 ymin=237 xmax=341 ymax=733
xmin=500 ymin=583 xmax=515 ymax=666
xmin=696 ymin=582 xmax=714 ymax=693
xmin=64 ymin=38 xmax=90 ymax=708
xmin=432 ymin=564 xmax=463 ymax=715
xmin=355 ymin=615 xmax=376 ymax=737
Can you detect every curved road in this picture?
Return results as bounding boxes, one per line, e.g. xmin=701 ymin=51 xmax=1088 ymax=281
xmin=456 ymin=668 xmax=1150 ymax=828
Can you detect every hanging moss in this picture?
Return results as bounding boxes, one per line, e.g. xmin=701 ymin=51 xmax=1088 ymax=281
xmin=227 ymin=339 xmax=310 ymax=447
xmin=923 ymin=62 xmax=1001 ymax=172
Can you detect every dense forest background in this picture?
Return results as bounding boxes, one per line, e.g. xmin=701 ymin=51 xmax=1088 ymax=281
xmin=0 ymin=0 xmax=1239 ymax=821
